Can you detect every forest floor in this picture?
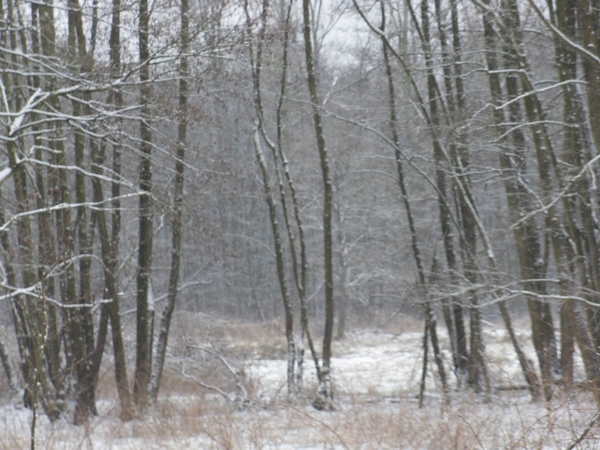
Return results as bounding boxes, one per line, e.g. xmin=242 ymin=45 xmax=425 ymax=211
xmin=0 ymin=313 xmax=598 ymax=449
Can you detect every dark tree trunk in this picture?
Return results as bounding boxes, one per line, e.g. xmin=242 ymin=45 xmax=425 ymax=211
xmin=68 ymin=0 xmax=97 ymax=422
xmin=480 ymin=2 xmax=543 ymax=399
xmin=134 ymin=0 xmax=153 ymax=412
xmin=149 ymin=0 xmax=190 ymax=403
xmin=90 ymin=131 xmax=135 ymax=421
xmin=87 ymin=0 xmax=133 ymax=420
xmin=379 ymin=0 xmax=450 ymax=404
xmin=302 ymin=0 xmax=335 ymax=408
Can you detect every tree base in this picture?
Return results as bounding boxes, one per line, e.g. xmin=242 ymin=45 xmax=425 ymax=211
xmin=312 ymin=395 xmax=335 ymax=411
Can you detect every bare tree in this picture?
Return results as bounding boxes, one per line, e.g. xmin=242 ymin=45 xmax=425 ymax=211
xmin=134 ymin=0 xmax=154 ymax=412
xmin=302 ymin=0 xmax=335 ymax=408
xmin=149 ymin=0 xmax=191 ymax=403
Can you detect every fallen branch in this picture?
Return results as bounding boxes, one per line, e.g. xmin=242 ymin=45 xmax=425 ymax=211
xmin=186 ymin=344 xmax=250 ymax=405
xmin=180 ymin=362 xmax=232 ymax=402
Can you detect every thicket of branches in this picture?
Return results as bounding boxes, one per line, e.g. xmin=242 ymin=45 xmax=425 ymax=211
xmin=2 ymin=0 xmax=600 ymax=424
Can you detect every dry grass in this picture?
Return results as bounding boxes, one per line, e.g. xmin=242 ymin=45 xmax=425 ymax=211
xmin=170 ymin=313 xmax=289 ymax=359
xmin=4 ymin=392 xmax=596 ymax=449
xmin=1 ymin=316 xmax=599 ymax=449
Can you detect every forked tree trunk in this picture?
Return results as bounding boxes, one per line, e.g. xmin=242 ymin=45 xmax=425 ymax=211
xmin=269 ymin=0 xmax=320 ymax=395
xmin=412 ymin=0 xmax=485 ymax=393
xmin=562 ymin=0 xmax=600 ymax=352
xmin=550 ymin=0 xmax=600 ymax=399
xmin=480 ymin=2 xmax=544 ymax=399
xmin=90 ymin=127 xmax=135 ymax=421
xmin=482 ymin=0 xmax=563 ymax=398
xmin=246 ymin=0 xmax=297 ymax=400
xmin=24 ymin=0 xmax=63 ymax=421
xmin=149 ymin=0 xmax=190 ymax=403
xmin=412 ymin=0 xmax=464 ymax=395
xmin=380 ymin=0 xmax=449 ymax=404
xmin=88 ymin=0 xmax=134 ymax=420
xmin=252 ymin=130 xmax=296 ymax=398
xmin=302 ymin=0 xmax=335 ymax=408
xmin=446 ymin=0 xmax=477 ymax=389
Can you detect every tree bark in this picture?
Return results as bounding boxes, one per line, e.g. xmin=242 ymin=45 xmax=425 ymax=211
xmin=480 ymin=3 xmax=543 ymax=399
xmin=380 ymin=0 xmax=449 ymax=403
xmin=504 ymin=0 xmax=564 ymax=398
xmin=90 ymin=131 xmax=135 ymax=421
xmin=446 ymin=0 xmax=476 ymax=389
xmin=245 ymin=0 xmax=298 ymax=400
xmin=578 ymin=0 xmax=600 ymax=156
xmin=302 ymin=0 xmax=335 ymax=408
xmin=68 ymin=0 xmax=97 ymax=422
xmin=149 ymin=0 xmax=190 ymax=403
xmin=87 ymin=0 xmax=134 ymax=420
xmin=29 ymin=2 xmax=61 ymax=398
xmin=0 ymin=190 xmax=23 ymax=403
xmin=134 ymin=0 xmax=153 ymax=412
xmin=550 ymin=0 xmax=600 ymax=398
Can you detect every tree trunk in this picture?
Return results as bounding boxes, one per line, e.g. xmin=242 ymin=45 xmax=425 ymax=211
xmin=90 ymin=131 xmax=135 ymax=421
xmin=68 ymin=0 xmax=97 ymax=422
xmin=245 ymin=0 xmax=297 ymax=400
xmin=252 ymin=130 xmax=296 ymax=398
xmin=550 ymin=0 xmax=600 ymax=398
xmin=134 ymin=0 xmax=153 ymax=412
xmin=415 ymin=0 xmax=472 ymax=393
xmin=418 ymin=315 xmax=429 ymax=408
xmin=480 ymin=3 xmax=543 ymax=399
xmin=496 ymin=0 xmax=560 ymax=398
xmin=379 ymin=0 xmax=450 ymax=403
xmin=578 ymin=0 xmax=600 ymax=156
xmin=86 ymin=0 xmax=133 ymax=420
xmin=149 ymin=0 xmax=190 ymax=403
xmin=0 ymin=190 xmax=23 ymax=403
xmin=269 ymin=0 xmax=320 ymax=394
xmin=446 ymin=0 xmax=477 ymax=389
xmin=29 ymin=2 xmax=61 ymax=398
xmin=302 ymin=0 xmax=335 ymax=408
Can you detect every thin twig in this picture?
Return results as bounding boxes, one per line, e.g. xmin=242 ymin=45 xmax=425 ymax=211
xmin=565 ymin=411 xmax=599 ymax=450
xmin=458 ymin=414 xmax=486 ymax=450
xmin=290 ymin=406 xmax=349 ymax=449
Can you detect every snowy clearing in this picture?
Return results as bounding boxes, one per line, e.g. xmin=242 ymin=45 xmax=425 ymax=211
xmin=0 ymin=324 xmax=598 ymax=449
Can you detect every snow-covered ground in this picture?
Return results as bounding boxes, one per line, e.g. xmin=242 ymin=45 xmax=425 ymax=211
xmin=250 ymin=325 xmax=583 ymax=398
xmin=0 ymin=324 xmax=598 ymax=449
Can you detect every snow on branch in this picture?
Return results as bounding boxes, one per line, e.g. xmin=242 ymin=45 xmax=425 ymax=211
xmin=8 ymin=88 xmax=45 ymax=137
xmin=0 ymin=280 xmax=113 ymax=309
xmin=493 ymin=80 xmax=587 ymax=112
xmin=510 ymin=153 xmax=600 ymax=230
xmin=0 ymin=166 xmax=12 ymax=186
xmin=0 ymin=193 xmax=141 ymax=233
